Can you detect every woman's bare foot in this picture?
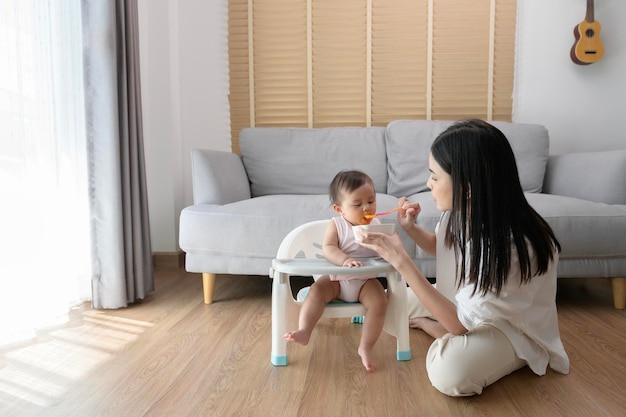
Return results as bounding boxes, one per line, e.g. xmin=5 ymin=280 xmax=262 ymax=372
xmin=358 ymin=345 xmax=376 ymax=372
xmin=409 ymin=317 xmax=426 ymax=329
xmin=409 ymin=317 xmax=448 ymax=338
xmin=283 ymin=330 xmax=311 ymax=345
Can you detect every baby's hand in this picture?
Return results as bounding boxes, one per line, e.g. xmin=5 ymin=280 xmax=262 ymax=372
xmin=343 ymin=258 xmax=363 ymax=267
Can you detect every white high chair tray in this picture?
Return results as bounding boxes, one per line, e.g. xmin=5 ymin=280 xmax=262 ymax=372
xmin=271 ymin=257 xmax=395 ymax=277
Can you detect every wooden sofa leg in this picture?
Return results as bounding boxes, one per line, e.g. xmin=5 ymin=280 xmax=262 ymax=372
xmin=611 ymin=277 xmax=626 ymax=310
xmin=203 ymin=273 xmax=216 ymax=304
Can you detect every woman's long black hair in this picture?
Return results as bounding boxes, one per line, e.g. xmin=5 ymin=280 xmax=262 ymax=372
xmin=431 ymin=119 xmax=561 ymax=296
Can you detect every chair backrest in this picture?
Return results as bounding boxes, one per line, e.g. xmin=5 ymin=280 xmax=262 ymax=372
xmin=276 ymin=220 xmax=329 ymax=260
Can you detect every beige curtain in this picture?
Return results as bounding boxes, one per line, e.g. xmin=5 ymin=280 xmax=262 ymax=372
xmin=82 ymin=0 xmax=153 ymax=309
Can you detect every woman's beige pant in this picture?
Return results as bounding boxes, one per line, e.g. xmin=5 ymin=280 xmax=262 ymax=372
xmin=407 ymin=289 xmax=527 ymax=396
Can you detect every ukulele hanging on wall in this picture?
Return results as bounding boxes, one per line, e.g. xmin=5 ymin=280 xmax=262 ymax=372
xmin=570 ymin=0 xmax=604 ymax=64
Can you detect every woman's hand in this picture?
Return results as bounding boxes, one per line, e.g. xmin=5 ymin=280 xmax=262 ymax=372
xmin=358 ymin=230 xmax=408 ymax=267
xmin=361 ymin=229 xmax=466 ymax=336
xmin=397 ymin=197 xmax=421 ymax=231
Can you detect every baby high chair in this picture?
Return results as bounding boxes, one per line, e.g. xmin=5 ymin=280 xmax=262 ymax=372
xmin=269 ymin=219 xmax=411 ymax=366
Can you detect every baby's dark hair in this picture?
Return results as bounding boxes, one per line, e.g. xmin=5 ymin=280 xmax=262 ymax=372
xmin=329 ymin=170 xmax=374 ymax=204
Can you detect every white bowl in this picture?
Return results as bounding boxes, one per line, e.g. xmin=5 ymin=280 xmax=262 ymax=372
xmin=352 ymin=223 xmax=395 ymax=242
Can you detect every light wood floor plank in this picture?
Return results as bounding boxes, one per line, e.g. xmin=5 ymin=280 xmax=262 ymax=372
xmin=1 ymin=271 xmax=624 ymax=417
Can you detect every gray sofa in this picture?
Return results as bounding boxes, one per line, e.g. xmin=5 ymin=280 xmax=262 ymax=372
xmin=179 ymin=120 xmax=626 ymax=309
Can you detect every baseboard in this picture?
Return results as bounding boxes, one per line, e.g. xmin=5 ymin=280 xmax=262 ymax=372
xmin=152 ymin=251 xmax=185 ymax=269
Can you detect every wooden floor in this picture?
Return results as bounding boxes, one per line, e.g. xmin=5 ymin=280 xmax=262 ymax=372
xmin=1 ymin=268 xmax=624 ymax=417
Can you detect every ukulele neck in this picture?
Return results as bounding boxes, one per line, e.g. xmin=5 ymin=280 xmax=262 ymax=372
xmin=585 ymin=0 xmax=595 ymax=23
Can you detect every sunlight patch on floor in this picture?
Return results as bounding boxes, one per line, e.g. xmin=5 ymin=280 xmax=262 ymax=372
xmin=0 ymin=309 xmax=154 ymax=411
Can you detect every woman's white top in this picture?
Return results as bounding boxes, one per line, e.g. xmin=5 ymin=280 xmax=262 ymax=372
xmin=437 ymin=212 xmax=570 ymax=375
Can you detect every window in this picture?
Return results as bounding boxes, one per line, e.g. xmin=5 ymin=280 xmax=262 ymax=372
xmin=0 ymin=0 xmax=91 ymax=345
xmin=228 ymin=0 xmax=516 ymax=153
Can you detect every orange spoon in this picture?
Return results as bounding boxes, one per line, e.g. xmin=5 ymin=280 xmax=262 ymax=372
xmin=364 ymin=206 xmax=401 ymax=219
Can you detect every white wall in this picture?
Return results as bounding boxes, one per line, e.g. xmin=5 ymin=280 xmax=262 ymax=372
xmin=138 ymin=0 xmax=179 ymax=253
xmin=139 ymin=0 xmax=626 ymax=252
xmin=514 ymin=0 xmax=625 ymax=154
xmin=138 ymin=0 xmax=230 ymax=252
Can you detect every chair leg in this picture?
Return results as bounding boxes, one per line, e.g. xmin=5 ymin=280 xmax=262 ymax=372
xmin=202 ymin=273 xmax=216 ymax=304
xmin=611 ymin=277 xmax=626 ymax=310
xmin=384 ymin=272 xmax=411 ymax=361
xmin=271 ymin=271 xmax=300 ymax=366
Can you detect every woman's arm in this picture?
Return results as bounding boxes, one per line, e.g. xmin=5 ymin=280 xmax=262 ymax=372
xmin=397 ymin=198 xmax=436 ymax=256
xmin=360 ymin=231 xmax=467 ymax=335
xmin=403 ymin=223 xmax=437 ymax=257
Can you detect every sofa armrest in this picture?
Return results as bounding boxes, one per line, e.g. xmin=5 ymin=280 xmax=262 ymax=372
xmin=543 ymin=149 xmax=626 ymax=205
xmin=191 ymin=149 xmax=251 ymax=205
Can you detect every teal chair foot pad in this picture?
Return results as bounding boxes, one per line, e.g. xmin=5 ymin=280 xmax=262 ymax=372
xmin=271 ymin=354 xmax=288 ymax=366
xmin=397 ymin=350 xmax=411 ymax=361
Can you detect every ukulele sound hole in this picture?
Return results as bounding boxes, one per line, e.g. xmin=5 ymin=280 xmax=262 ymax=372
xmin=585 ymin=28 xmax=595 ymax=37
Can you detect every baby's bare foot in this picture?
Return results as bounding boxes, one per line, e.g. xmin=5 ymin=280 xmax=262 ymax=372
xmin=358 ymin=346 xmax=376 ymax=372
xmin=283 ymin=330 xmax=311 ymax=346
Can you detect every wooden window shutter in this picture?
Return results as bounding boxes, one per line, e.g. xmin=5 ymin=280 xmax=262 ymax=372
xmin=229 ymin=0 xmax=516 ymax=153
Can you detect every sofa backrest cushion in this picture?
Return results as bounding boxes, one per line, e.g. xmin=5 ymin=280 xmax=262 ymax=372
xmin=385 ymin=120 xmax=550 ymax=196
xmin=240 ymin=127 xmax=388 ymax=197
xmin=385 ymin=120 xmax=450 ymax=197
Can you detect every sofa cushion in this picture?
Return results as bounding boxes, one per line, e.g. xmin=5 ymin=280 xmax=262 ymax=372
xmin=491 ymin=121 xmax=550 ymax=193
xmin=543 ymin=149 xmax=626 ymax=205
xmin=385 ymin=120 xmax=550 ymax=197
xmin=407 ymin=192 xmax=626 ymax=265
xmin=406 ymin=192 xmax=626 ymax=280
xmin=179 ymin=193 xmax=401 ymax=261
xmin=240 ymin=127 xmax=388 ymax=197
xmin=525 ymin=193 xmax=626 ymax=258
xmin=385 ymin=120 xmax=450 ymax=198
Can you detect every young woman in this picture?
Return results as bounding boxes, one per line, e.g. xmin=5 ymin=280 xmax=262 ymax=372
xmin=358 ymin=119 xmax=569 ymax=395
